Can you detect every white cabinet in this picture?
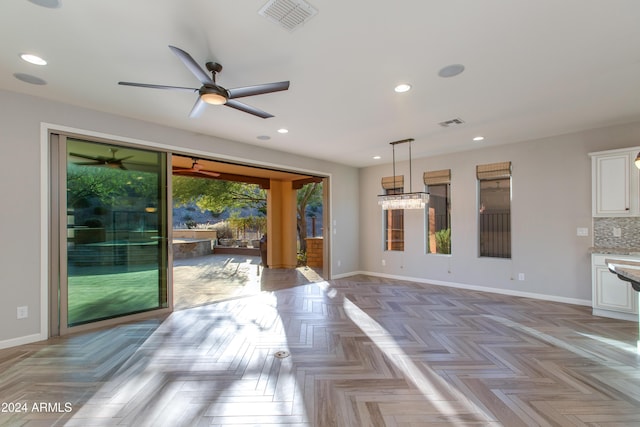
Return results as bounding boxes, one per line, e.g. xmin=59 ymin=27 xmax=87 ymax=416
xmin=594 ymin=153 xmax=630 ymax=214
xmin=590 ymin=148 xmax=640 ymax=216
xmin=591 ymin=254 xmax=639 ymax=321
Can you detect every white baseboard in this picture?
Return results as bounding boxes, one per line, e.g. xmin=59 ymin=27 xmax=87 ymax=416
xmin=0 ymin=332 xmax=47 ymax=350
xmin=331 ymin=270 xmax=591 ymax=307
xmin=592 ymin=308 xmax=638 ymax=322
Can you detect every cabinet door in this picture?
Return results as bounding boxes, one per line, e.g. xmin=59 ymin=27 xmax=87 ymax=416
xmin=594 ymin=265 xmax=637 ymax=313
xmin=595 ymin=154 xmax=630 ymax=215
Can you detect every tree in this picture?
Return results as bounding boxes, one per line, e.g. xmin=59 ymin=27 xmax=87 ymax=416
xmin=297 ymin=182 xmax=323 ymax=254
xmin=173 ymin=175 xmax=323 ymax=254
xmin=67 ymin=165 xmax=159 ymax=208
xmin=172 ymin=176 xmax=266 ymax=214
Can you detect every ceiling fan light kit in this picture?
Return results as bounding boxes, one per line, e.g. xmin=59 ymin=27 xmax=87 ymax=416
xmin=200 ymin=89 xmax=227 ymax=105
xmin=118 ymin=45 xmax=289 ymax=118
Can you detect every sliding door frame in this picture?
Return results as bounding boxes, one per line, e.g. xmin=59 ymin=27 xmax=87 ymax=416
xmin=49 ymin=131 xmax=174 ymax=337
xmin=44 ymin=123 xmax=332 ymax=339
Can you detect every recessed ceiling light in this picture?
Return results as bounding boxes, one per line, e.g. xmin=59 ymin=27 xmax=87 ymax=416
xmin=13 ymin=73 xmax=46 ymax=85
xmin=473 ymin=136 xmax=485 ymax=141
xmin=20 ymin=53 xmax=47 ymax=65
xmin=394 ymin=84 xmax=411 ymax=93
xmin=257 ymin=135 xmax=271 ymax=140
xmin=438 ymin=64 xmax=465 ymax=78
xmin=277 ymin=128 xmax=288 ymax=134
xmin=373 ymin=155 xmax=381 ymax=160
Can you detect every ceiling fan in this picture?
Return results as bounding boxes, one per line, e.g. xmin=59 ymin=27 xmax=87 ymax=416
xmin=119 ymin=45 xmax=290 ymax=119
xmin=70 ymin=149 xmax=133 ymax=170
xmin=172 ymin=159 xmax=221 ymax=178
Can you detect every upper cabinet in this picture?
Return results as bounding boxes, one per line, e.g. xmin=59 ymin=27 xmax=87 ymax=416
xmin=590 ymin=148 xmax=640 ymax=216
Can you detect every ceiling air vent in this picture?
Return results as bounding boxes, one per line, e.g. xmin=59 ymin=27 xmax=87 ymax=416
xmin=438 ymin=117 xmax=465 ymax=128
xmin=259 ymin=0 xmax=318 ymax=32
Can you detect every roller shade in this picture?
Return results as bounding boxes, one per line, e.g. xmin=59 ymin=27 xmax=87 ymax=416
xmin=423 ymin=169 xmax=451 ymax=185
xmin=381 ymin=175 xmax=404 ymax=190
xmin=476 ymin=161 xmax=511 ymax=180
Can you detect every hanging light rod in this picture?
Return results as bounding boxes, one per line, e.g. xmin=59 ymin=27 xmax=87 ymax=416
xmin=389 ymin=138 xmax=415 ymax=145
xmin=377 ymin=138 xmax=429 ymax=210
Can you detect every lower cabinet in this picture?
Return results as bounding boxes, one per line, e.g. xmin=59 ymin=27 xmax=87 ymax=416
xmin=592 ymin=254 xmax=639 ymax=321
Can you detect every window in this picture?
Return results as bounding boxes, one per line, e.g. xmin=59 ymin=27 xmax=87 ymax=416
xmin=424 ymin=169 xmax=451 ymax=254
xmin=381 ymin=176 xmax=404 ymax=251
xmin=477 ymin=162 xmax=511 ymax=258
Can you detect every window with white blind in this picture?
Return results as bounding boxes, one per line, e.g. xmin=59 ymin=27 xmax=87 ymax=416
xmin=477 ymin=162 xmax=511 ymax=258
xmin=424 ymin=169 xmax=451 ymax=254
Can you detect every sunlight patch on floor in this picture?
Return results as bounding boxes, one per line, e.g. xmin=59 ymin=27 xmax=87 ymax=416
xmin=577 ymin=332 xmax=640 ymax=355
xmin=342 ymin=296 xmax=494 ymax=423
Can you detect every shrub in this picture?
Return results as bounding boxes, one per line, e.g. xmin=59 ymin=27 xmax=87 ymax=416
xmin=213 ymin=222 xmax=233 ymax=239
xmin=435 ymin=228 xmax=451 ymax=254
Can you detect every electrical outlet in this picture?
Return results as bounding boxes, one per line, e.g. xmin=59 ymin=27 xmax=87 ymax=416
xmin=613 ymin=227 xmax=622 ymax=237
xmin=381 ymin=259 xmax=386 ymax=266
xmin=337 ymin=259 xmax=341 ymax=267
xmin=17 ymin=306 xmax=28 ymax=319
xmin=518 ymin=273 xmax=525 ymax=281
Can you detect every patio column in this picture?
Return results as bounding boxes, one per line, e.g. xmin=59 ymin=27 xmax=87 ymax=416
xmin=266 ymin=180 xmax=297 ymax=268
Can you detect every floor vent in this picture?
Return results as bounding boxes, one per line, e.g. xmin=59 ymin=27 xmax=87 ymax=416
xmin=438 ymin=117 xmax=465 ymax=128
xmin=274 ymin=350 xmax=290 ymax=359
xmin=259 ymin=0 xmax=318 ymax=32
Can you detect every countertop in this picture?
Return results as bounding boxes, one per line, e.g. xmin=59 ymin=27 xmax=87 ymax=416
xmin=605 ymin=258 xmax=640 ymax=292
xmin=589 ymin=247 xmax=640 ymax=255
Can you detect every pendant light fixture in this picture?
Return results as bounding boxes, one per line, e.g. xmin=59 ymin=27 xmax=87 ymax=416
xmin=377 ymin=138 xmax=429 ymax=210
xmin=635 ymin=152 xmax=640 ymax=169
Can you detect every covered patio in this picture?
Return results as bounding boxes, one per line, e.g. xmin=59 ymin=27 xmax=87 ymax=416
xmin=173 ymin=253 xmax=324 ymax=310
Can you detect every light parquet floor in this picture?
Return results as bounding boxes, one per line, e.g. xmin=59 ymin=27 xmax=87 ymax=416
xmin=1 ymin=274 xmax=640 ymax=426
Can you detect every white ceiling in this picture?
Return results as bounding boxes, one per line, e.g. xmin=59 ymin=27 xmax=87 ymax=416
xmin=2 ymin=0 xmax=640 ymax=167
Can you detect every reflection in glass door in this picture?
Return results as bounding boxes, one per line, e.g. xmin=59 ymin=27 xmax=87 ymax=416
xmin=61 ymin=137 xmax=168 ymax=329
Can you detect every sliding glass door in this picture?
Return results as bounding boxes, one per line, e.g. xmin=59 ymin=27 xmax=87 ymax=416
xmin=56 ymin=135 xmax=169 ymax=331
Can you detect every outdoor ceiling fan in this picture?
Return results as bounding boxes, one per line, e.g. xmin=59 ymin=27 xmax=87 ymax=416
xmin=172 ymin=159 xmax=221 ymax=178
xmin=69 ymin=149 xmax=133 ymax=170
xmin=118 ymin=45 xmax=290 ymax=119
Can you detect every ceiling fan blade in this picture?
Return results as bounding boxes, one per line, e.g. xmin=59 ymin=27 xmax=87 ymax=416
xmin=172 ymin=168 xmax=220 ymax=178
xmin=225 ymin=100 xmax=273 ymax=119
xmin=168 ymin=45 xmax=214 ymax=86
xmin=74 ymin=161 xmax=103 ymax=166
xmin=112 ymin=156 xmax=134 ymax=162
xmin=227 ymin=81 xmax=290 ymax=99
xmin=118 ymin=82 xmax=198 ymax=92
xmin=69 ymin=152 xmax=100 ymax=161
xmin=172 ymin=168 xmax=192 ymax=173
xmin=189 ymin=97 xmax=208 ymax=118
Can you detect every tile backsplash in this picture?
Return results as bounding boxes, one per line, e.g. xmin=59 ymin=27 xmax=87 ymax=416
xmin=594 ymin=217 xmax=640 ymax=248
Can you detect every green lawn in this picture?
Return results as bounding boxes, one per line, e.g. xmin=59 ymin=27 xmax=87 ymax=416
xmin=68 ymin=268 xmax=162 ymax=325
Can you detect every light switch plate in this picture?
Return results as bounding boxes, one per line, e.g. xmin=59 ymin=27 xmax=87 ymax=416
xmin=577 ymin=227 xmax=589 ymax=237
